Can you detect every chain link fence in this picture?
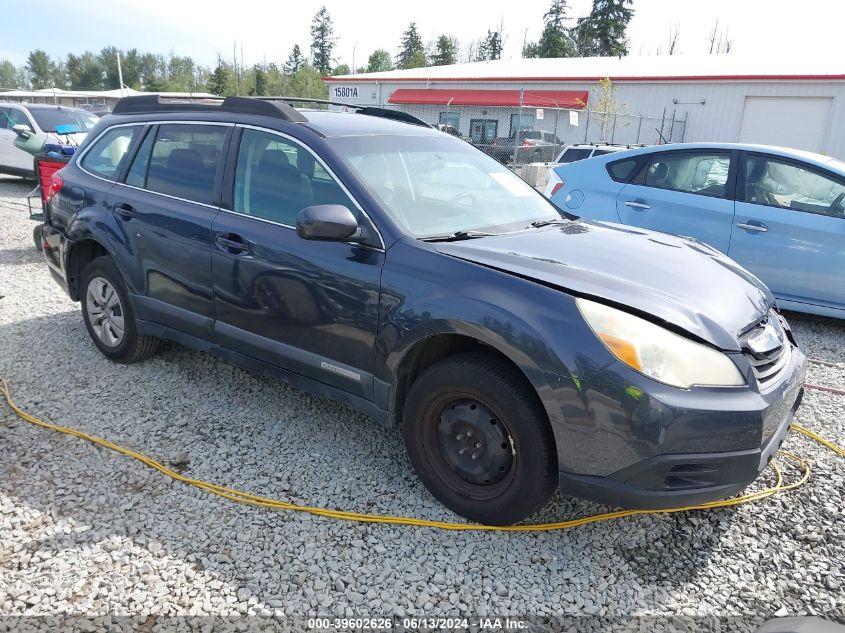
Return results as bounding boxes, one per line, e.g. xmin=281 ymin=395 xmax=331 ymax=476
xmin=375 ymin=102 xmax=687 ymax=168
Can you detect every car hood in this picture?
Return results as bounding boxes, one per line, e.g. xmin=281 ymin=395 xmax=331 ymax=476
xmin=435 ymin=220 xmax=774 ymax=351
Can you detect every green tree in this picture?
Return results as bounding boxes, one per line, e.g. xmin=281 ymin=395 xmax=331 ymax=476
xmin=26 ymin=50 xmax=52 ymax=89
xmin=524 ymin=0 xmax=576 ymax=58
xmin=138 ymin=53 xmax=167 ymax=91
xmin=120 ymin=49 xmax=142 ymax=89
xmin=207 ymin=56 xmax=235 ymax=96
xmin=98 ymin=46 xmax=121 ymax=89
xmin=397 ymin=23 xmax=427 ymax=69
xmin=310 ymin=6 xmax=336 ymax=75
xmin=485 ymin=30 xmax=504 ymax=60
xmin=284 ymin=44 xmax=306 ymax=74
xmin=430 ymin=35 xmax=458 ymax=66
xmin=574 ymin=0 xmax=633 ymax=57
xmin=331 ymin=63 xmax=351 ymax=76
xmin=0 ymin=60 xmax=18 ymax=88
xmin=250 ymin=64 xmax=268 ymax=95
xmin=51 ymin=59 xmax=67 ymax=88
xmin=66 ymin=52 xmax=104 ymax=89
xmin=167 ymin=54 xmax=196 ymax=91
xmin=366 ymin=49 xmax=393 ymax=73
xmin=289 ymin=64 xmax=328 ymax=99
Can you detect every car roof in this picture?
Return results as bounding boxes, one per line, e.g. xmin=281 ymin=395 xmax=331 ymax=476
xmin=0 ymin=102 xmax=91 ymax=112
xmin=301 ymin=110 xmax=443 ymax=138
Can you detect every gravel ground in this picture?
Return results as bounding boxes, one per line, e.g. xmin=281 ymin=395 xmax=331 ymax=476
xmin=0 ymin=174 xmax=843 ymax=628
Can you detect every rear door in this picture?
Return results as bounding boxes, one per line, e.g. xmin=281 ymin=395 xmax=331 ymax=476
xmin=729 ymin=152 xmax=845 ymax=311
xmin=210 ymin=126 xmax=384 ymax=399
xmin=615 ymin=149 xmax=737 ymax=252
xmin=0 ymin=106 xmax=37 ymax=172
xmin=105 ymin=122 xmax=231 ymax=335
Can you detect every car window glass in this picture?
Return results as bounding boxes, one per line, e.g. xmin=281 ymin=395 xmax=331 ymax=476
xmin=80 ymin=126 xmax=143 ymax=181
xmin=125 ymin=127 xmax=156 ymax=188
xmin=559 ymin=148 xmax=591 ymax=163
xmin=145 ymin=124 xmax=227 ymax=205
xmin=607 ymin=157 xmax=639 ymax=182
xmin=3 ymin=108 xmax=30 ymax=128
xmin=745 ymin=156 xmax=845 ymax=218
xmin=234 ymin=128 xmax=355 ymax=226
xmin=592 ymin=149 xmax=612 ymax=157
xmin=29 ymin=108 xmax=97 ymax=133
xmin=645 ymin=152 xmax=730 ymax=198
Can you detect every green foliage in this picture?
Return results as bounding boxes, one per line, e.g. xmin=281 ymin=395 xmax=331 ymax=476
xmin=574 ymin=0 xmax=633 ymax=57
xmin=310 ymin=6 xmax=336 ymax=75
xmin=0 ymin=60 xmax=17 ymax=88
xmin=120 ymin=49 xmax=142 ymax=89
xmin=287 ymin=64 xmax=328 ymax=99
xmin=66 ymin=52 xmax=104 ymax=89
xmin=332 ymin=63 xmax=351 ymax=76
xmin=249 ymin=64 xmax=268 ymax=96
xmin=524 ymin=0 xmax=576 ymax=58
xmin=397 ymin=23 xmax=426 ymax=69
xmin=26 ymin=49 xmax=52 ymax=89
xmin=98 ymin=46 xmax=121 ymax=89
xmin=366 ymin=49 xmax=393 ymax=73
xmin=485 ymin=30 xmax=504 ymax=60
xmin=284 ymin=44 xmax=306 ymax=74
xmin=207 ymin=56 xmax=235 ymax=96
xmin=430 ymin=35 xmax=458 ymax=66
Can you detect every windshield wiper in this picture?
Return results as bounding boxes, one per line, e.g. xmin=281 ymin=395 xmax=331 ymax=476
xmin=527 ymin=218 xmax=567 ymax=229
xmin=420 ymin=230 xmax=497 ymax=242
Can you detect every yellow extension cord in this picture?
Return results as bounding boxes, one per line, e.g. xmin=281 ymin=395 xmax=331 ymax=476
xmin=1 ymin=377 xmax=842 ymax=532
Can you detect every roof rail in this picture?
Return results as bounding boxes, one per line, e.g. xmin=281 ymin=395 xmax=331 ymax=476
xmin=252 ymin=96 xmax=432 ymax=128
xmin=111 ymin=94 xmax=307 ymax=122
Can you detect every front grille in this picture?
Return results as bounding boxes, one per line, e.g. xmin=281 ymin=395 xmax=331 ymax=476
xmin=741 ymin=311 xmax=792 ymax=387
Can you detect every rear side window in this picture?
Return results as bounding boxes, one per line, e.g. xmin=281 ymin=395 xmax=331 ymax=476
xmin=143 ymin=124 xmax=227 ymax=205
xmin=80 ymin=126 xmax=142 ymax=181
xmin=233 ymin=128 xmax=355 ymax=226
xmin=606 ymin=157 xmax=640 ymax=183
xmin=559 ymin=148 xmax=591 ymax=163
xmin=643 ymin=151 xmax=731 ymax=198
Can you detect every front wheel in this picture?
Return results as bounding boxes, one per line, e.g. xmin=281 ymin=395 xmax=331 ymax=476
xmin=80 ymin=256 xmax=160 ymax=363
xmin=402 ymin=353 xmax=558 ymax=525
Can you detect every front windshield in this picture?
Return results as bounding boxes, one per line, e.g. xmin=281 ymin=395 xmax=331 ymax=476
xmin=327 ymin=134 xmax=560 ymax=238
xmin=30 ymin=108 xmax=98 ymax=133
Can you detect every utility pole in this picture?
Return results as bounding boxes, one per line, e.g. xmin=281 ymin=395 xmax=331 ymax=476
xmin=116 ymin=50 xmax=124 ymax=96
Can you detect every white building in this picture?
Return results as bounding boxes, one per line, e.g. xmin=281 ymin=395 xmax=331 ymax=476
xmin=0 ymin=87 xmax=218 ymax=110
xmin=324 ymin=55 xmax=845 ymax=158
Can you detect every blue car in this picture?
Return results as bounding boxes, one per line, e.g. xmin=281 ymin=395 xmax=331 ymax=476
xmin=546 ymin=143 xmax=845 ymax=319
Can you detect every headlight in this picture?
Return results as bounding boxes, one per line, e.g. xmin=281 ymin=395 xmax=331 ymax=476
xmin=576 ymin=298 xmax=745 ymax=389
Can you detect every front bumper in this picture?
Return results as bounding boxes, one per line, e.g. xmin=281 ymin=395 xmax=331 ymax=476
xmin=554 ymin=342 xmax=806 ymax=510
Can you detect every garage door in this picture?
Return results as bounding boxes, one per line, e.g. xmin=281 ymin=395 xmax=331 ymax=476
xmin=738 ymin=96 xmax=832 ymax=153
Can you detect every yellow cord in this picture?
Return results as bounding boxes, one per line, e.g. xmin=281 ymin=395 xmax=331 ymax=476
xmin=1 ymin=378 xmax=840 ymax=532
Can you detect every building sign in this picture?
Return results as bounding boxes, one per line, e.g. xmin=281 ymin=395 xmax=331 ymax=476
xmin=331 ymin=85 xmax=360 ymax=100
xmin=536 ymin=108 xmax=544 ymax=120
xmin=569 ymin=110 xmax=579 ymax=127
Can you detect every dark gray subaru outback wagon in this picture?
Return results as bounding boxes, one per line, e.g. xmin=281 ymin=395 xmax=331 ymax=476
xmin=40 ymin=95 xmax=806 ymax=525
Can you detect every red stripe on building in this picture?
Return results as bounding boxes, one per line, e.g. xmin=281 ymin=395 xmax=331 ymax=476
xmin=325 ymin=74 xmax=845 ymax=83
xmin=386 ymin=88 xmax=589 ymax=108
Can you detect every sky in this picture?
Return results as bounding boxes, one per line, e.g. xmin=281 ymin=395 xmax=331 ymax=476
xmin=0 ymin=0 xmax=841 ymax=70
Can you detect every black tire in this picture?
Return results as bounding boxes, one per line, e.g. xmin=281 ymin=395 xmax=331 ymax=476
xmin=33 ymin=224 xmax=42 ymax=251
xmin=80 ymin=256 xmax=160 ymax=363
xmin=402 ymin=353 xmax=557 ymax=525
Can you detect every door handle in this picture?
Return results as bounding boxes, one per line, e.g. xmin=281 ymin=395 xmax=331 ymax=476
xmin=737 ymin=222 xmax=769 ymax=233
xmin=113 ymin=203 xmax=136 ymax=220
xmin=624 ymin=200 xmax=651 ymax=210
xmin=215 ymin=232 xmax=251 ymax=254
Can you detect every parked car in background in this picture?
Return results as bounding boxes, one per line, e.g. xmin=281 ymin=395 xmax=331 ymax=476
xmin=432 ymin=123 xmax=462 ymax=138
xmin=489 ymin=130 xmax=562 ymax=164
xmin=554 ymin=143 xmax=644 ymax=164
xmin=0 ymin=103 xmax=98 ymax=177
xmin=41 ymin=96 xmax=805 ymax=525
xmin=546 ymin=142 xmax=845 ymax=319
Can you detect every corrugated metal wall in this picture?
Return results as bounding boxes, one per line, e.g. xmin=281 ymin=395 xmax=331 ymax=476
xmin=329 ymin=79 xmax=845 ymax=159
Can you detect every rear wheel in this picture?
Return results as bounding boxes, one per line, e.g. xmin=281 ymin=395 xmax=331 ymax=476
xmin=80 ymin=256 xmax=160 ymax=363
xmin=402 ymin=353 xmax=557 ymax=525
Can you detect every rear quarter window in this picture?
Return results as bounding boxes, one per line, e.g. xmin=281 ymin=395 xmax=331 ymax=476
xmin=606 ymin=157 xmax=640 ymax=183
xmin=80 ymin=126 xmax=143 ymax=181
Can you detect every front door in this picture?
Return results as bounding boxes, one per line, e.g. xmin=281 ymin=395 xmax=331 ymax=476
xmin=211 ymin=127 xmax=384 ymax=399
xmin=0 ymin=106 xmax=37 ymax=172
xmin=107 ymin=122 xmax=230 ymax=334
xmin=616 ymin=149 xmax=737 ymax=252
xmin=728 ymin=152 xmax=845 ymax=312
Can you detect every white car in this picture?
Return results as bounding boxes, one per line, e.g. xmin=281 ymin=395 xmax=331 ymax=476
xmin=554 ymin=143 xmax=644 ymax=164
xmin=0 ymin=103 xmax=98 ymax=177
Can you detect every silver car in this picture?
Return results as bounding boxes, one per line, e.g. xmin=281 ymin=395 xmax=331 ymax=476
xmin=0 ymin=103 xmax=97 ymax=177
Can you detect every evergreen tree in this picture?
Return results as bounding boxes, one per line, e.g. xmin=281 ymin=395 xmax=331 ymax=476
xmin=430 ymin=35 xmax=458 ymax=66
xmin=366 ymin=49 xmax=393 ymax=73
xmin=26 ymin=50 xmax=52 ymax=89
xmin=207 ymin=56 xmax=235 ymax=96
xmin=65 ymin=52 xmax=104 ymax=89
xmin=485 ymin=30 xmax=504 ymax=60
xmin=331 ymin=63 xmax=351 ymax=76
xmin=396 ymin=23 xmax=426 ymax=69
xmin=574 ymin=0 xmax=633 ymax=57
xmin=310 ymin=6 xmax=336 ymax=75
xmin=284 ymin=44 xmax=306 ymax=74
xmin=120 ymin=49 xmax=142 ymax=89
xmin=0 ymin=60 xmax=18 ymax=88
xmin=289 ymin=64 xmax=328 ymax=99
xmin=98 ymin=46 xmax=121 ymax=89
xmin=250 ymin=64 xmax=268 ymax=95
xmin=524 ymin=0 xmax=576 ymax=58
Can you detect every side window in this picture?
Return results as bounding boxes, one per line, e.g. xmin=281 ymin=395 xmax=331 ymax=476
xmin=80 ymin=126 xmax=143 ymax=181
xmin=559 ymin=148 xmax=591 ymax=163
xmin=744 ymin=155 xmax=845 ymax=218
xmin=644 ymin=151 xmax=731 ymax=198
xmin=125 ymin=127 xmax=156 ymax=188
xmin=145 ymin=124 xmax=227 ymax=205
xmin=606 ymin=157 xmax=640 ymax=182
xmin=233 ymin=128 xmax=356 ymax=226
xmin=6 ymin=108 xmax=30 ymax=128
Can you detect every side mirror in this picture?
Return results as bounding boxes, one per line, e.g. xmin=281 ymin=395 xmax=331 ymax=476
xmin=12 ymin=124 xmax=32 ymax=139
xmin=296 ymin=205 xmax=361 ymax=242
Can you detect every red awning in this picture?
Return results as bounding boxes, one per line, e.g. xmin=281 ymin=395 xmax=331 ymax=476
xmin=387 ymin=88 xmax=588 ymax=108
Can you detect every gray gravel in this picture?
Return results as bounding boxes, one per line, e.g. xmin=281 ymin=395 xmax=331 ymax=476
xmin=1 ymin=174 xmax=843 ymax=624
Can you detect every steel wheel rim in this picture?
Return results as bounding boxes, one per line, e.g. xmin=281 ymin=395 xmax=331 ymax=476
xmin=425 ymin=394 xmax=516 ymax=501
xmin=85 ymin=276 xmax=125 ymax=348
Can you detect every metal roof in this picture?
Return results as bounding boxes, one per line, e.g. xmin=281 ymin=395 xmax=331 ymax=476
xmin=325 ymin=55 xmax=845 ymax=83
